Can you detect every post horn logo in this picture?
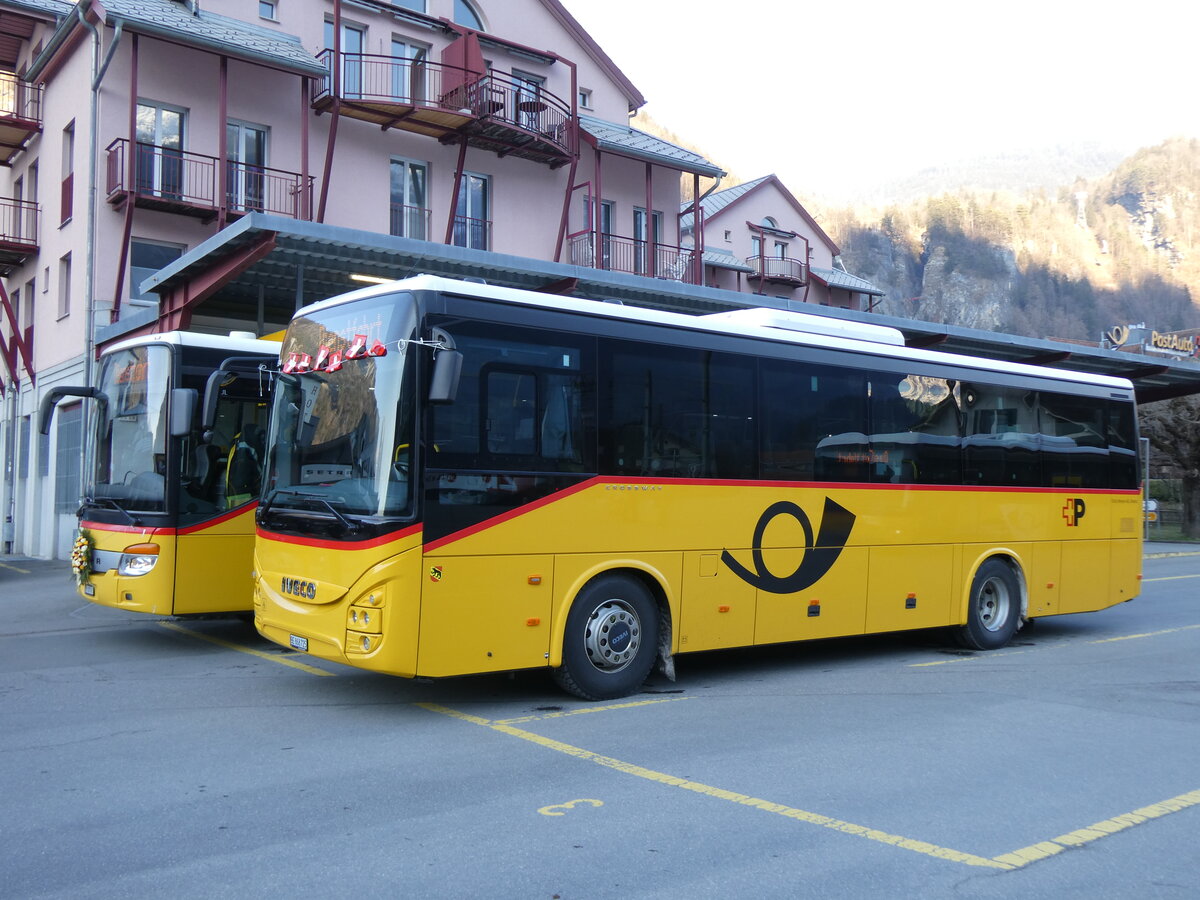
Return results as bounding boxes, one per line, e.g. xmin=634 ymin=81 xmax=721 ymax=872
xmin=1106 ymin=325 xmax=1130 ymax=348
xmin=721 ymin=498 xmax=856 ymax=594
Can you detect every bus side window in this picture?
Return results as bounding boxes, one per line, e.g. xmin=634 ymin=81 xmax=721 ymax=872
xmin=961 ymin=384 xmax=1040 ymax=486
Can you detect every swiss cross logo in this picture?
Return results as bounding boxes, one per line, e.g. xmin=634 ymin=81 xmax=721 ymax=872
xmin=1062 ymin=498 xmax=1087 ymax=527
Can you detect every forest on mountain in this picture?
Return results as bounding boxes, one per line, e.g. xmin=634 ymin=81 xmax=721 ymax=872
xmin=818 ymin=137 xmax=1200 ymax=343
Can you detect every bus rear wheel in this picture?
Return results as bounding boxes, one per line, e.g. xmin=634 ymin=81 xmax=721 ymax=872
xmin=553 ymin=574 xmax=658 ymax=701
xmin=954 ymin=558 xmax=1021 ymax=650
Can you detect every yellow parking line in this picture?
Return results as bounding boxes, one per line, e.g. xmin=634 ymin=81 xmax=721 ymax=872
xmin=0 ymin=561 xmax=31 ymax=574
xmin=995 ymin=789 xmax=1200 ymax=866
xmin=419 ymin=702 xmax=1009 ymax=870
xmin=159 ymin=622 xmax=335 ymax=676
xmin=422 ymin=702 xmax=1200 ymax=872
xmin=494 ymin=696 xmax=690 ymax=725
xmin=1089 ymin=624 xmax=1200 ymax=644
xmin=910 ymin=649 xmax=1028 ymax=668
xmin=1143 ymin=574 xmax=1200 ymax=582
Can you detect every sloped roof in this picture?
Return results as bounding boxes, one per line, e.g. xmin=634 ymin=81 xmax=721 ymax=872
xmin=680 ymin=173 xmax=840 ymax=256
xmin=32 ymin=0 xmax=327 ymax=79
xmin=683 ymin=176 xmax=770 ymax=227
xmin=539 ymin=0 xmax=645 ymax=111
xmin=579 ymin=114 xmax=724 ymax=178
xmin=0 ymin=0 xmax=72 ymax=16
xmin=810 ymin=264 xmax=884 ymax=296
xmin=702 ymin=248 xmax=754 ymax=272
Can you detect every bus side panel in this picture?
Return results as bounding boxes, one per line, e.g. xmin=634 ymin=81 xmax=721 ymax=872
xmin=753 ymin=547 xmax=869 ymax=644
xmin=81 ymin=525 xmax=177 ymax=615
xmin=1110 ymin=538 xmax=1142 ymax=608
xmin=864 ymin=545 xmax=954 ymax=633
xmin=172 ymin=507 xmax=258 ymax=615
xmin=1028 ymin=541 xmax=1062 ymax=617
xmin=1059 ymin=541 xmax=1113 ymax=614
xmin=415 ymin=554 xmax=553 ymax=677
xmin=678 ymin=550 xmax=757 ymax=653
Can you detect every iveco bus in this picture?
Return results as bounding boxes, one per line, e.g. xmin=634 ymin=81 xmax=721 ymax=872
xmin=252 ymin=275 xmax=1141 ymax=698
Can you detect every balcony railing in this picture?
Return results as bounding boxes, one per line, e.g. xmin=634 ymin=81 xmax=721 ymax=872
xmin=313 ymin=51 xmax=575 ymax=162
xmin=747 ymin=255 xmax=808 ymax=285
xmin=451 ymin=215 xmax=491 ymax=251
xmin=0 ymin=196 xmax=38 ymax=273
xmin=0 ymin=71 xmax=41 ymax=122
xmin=0 ymin=72 xmax=43 ymax=165
xmin=389 ymin=203 xmax=431 ymax=240
xmin=568 ymin=232 xmax=696 ymax=283
xmin=105 ymin=139 xmax=313 ymax=220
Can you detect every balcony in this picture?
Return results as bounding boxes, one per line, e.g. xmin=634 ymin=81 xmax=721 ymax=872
xmin=0 ymin=196 xmax=37 ymax=274
xmin=389 ymin=203 xmax=432 ymax=240
xmin=451 ymin=215 xmax=491 ymax=252
xmin=568 ymin=232 xmax=696 ymax=283
xmin=747 ymin=255 xmax=808 ymax=286
xmin=105 ymin=140 xmax=313 ymax=221
xmin=313 ymin=52 xmax=576 ymax=167
xmin=0 ymin=72 xmax=41 ymax=166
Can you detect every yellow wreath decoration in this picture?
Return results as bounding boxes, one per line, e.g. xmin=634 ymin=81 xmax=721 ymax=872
xmin=70 ymin=530 xmax=92 ymax=586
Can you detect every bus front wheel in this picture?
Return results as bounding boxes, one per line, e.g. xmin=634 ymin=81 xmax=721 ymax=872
xmin=553 ymin=574 xmax=659 ymax=701
xmin=954 ymin=558 xmax=1021 ymax=650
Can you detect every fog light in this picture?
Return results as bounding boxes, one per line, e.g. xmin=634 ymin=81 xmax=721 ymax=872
xmin=361 ymin=636 xmax=371 ymax=651
xmin=118 ymin=543 xmax=159 ymax=576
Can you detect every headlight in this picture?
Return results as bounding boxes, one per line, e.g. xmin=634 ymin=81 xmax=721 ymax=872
xmin=118 ymin=543 xmax=160 ymax=576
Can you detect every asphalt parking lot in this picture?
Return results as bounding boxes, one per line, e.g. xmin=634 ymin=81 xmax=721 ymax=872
xmin=2 ymin=547 xmax=1198 ymax=899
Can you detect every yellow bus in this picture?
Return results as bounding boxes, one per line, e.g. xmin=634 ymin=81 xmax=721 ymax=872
xmin=41 ymin=331 xmax=279 ymax=615
xmin=252 ymin=275 xmax=1141 ymax=698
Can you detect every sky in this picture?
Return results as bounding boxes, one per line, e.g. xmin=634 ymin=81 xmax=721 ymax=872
xmin=561 ymin=0 xmax=1200 ymax=203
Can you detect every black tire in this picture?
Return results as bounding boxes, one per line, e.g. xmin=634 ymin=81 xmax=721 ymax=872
xmin=953 ymin=558 xmax=1021 ymax=650
xmin=553 ymin=574 xmax=659 ymax=701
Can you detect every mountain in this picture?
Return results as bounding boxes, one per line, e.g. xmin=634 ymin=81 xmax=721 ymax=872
xmin=821 ymin=138 xmax=1200 ymax=343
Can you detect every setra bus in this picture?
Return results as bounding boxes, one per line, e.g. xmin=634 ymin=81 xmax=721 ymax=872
xmin=252 ymin=275 xmax=1141 ymax=699
xmin=41 ymin=331 xmax=279 ymax=615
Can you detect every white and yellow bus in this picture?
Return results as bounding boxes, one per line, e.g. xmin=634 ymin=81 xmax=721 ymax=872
xmin=252 ymin=275 xmax=1141 ymax=699
xmin=41 ymin=331 xmax=279 ymax=615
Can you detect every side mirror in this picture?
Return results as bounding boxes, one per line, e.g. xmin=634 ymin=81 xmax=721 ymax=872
xmin=39 ymin=385 xmax=99 ymax=435
xmin=170 ymin=388 xmax=197 ymax=438
xmin=428 ymin=349 xmax=463 ymax=404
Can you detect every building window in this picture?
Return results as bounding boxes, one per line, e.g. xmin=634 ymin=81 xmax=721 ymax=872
xmin=633 ymin=207 xmax=662 ymax=274
xmin=512 ymin=70 xmax=545 ymax=131
xmin=129 ymin=240 xmax=183 ymax=307
xmin=578 ymin=88 xmax=592 ymax=109
xmin=54 ymin=403 xmax=82 ymax=513
xmin=259 ymin=0 xmax=278 ymax=20
xmin=454 ymin=0 xmax=484 ymax=30
xmin=390 ymin=38 xmax=429 ymax=102
xmin=775 ymin=240 xmax=788 ymax=258
xmin=136 ymin=102 xmax=186 ymax=198
xmin=22 ymin=277 xmax=34 ymax=326
xmin=60 ymin=121 xmax=75 ymax=225
xmin=452 ymin=172 xmax=490 ymax=250
xmin=723 ymin=229 xmax=731 ymax=242
xmin=751 ymin=235 xmax=762 ymax=257
xmin=393 ymin=0 xmax=425 ymax=11
xmin=390 ymin=158 xmax=429 ymax=239
xmin=324 ymin=19 xmax=366 ymax=98
xmin=57 ymin=253 xmax=70 ymax=318
xmin=226 ymin=121 xmax=269 ymax=213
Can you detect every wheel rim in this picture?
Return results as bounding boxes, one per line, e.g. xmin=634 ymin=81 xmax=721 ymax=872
xmin=975 ymin=574 xmax=1013 ymax=632
xmin=583 ymin=599 xmax=642 ymax=672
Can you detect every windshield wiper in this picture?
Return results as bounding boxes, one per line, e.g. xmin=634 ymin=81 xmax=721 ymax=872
xmin=258 ymin=488 xmax=360 ymax=534
xmin=83 ymin=496 xmax=140 ymax=526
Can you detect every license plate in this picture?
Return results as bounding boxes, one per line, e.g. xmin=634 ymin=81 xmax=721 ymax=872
xmin=83 ymin=584 xmax=95 ymax=596
xmin=289 ymin=634 xmax=309 ymax=652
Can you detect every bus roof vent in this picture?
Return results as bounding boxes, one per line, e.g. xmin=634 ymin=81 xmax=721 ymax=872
xmin=228 ymin=330 xmax=257 ymax=340
xmin=702 ymin=308 xmax=906 ymax=346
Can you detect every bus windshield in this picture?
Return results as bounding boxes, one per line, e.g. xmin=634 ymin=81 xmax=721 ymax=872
xmin=261 ymin=292 xmax=418 ymax=528
xmin=89 ymin=344 xmax=172 ymax=512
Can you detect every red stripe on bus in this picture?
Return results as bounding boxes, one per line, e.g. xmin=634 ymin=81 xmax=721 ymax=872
xmin=255 ymin=523 xmax=422 ymax=551
xmin=81 ymin=504 xmax=256 ymax=537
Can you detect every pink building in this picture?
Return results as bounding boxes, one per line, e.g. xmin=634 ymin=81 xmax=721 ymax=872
xmin=0 ymin=0 xmax=878 ymax=558
xmin=684 ymin=174 xmax=883 ymax=310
